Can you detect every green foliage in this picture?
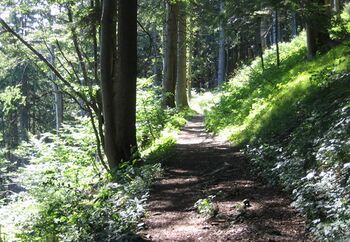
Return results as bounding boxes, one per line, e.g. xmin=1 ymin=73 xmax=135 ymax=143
xmin=206 ymin=33 xmax=350 ymax=144
xmin=205 ymin=32 xmax=350 ymax=241
xmin=205 ymin=33 xmax=307 ymax=138
xmin=0 ymin=80 xmax=192 ymax=241
xmin=0 ymin=151 xmax=11 ymax=194
xmin=190 ymin=91 xmax=219 ymax=115
xmin=194 ymin=195 xmax=216 ymax=218
xmin=246 ymin=95 xmax=350 ymax=240
xmin=137 ymin=78 xmax=169 ymax=148
xmin=341 ymin=3 xmax=350 ymax=32
xmin=0 ymin=85 xmax=25 ymax=115
xmin=137 ymin=78 xmax=194 ymax=149
xmin=0 ymin=119 xmax=165 ymax=241
xmin=330 ymin=3 xmax=350 ymax=40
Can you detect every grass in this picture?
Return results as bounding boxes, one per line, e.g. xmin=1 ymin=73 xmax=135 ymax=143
xmin=204 ymin=30 xmax=350 ymax=241
xmin=206 ymin=32 xmax=350 ymax=145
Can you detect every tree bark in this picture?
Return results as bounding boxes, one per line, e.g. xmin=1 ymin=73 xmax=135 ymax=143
xmin=116 ymin=0 xmax=138 ymax=163
xmin=274 ymin=9 xmax=280 ymax=67
xmin=305 ymin=0 xmax=332 ymax=59
xmin=92 ymin=0 xmax=100 ymax=85
xmin=187 ymin=16 xmax=194 ymax=101
xmin=306 ymin=22 xmax=317 ymax=59
xmin=50 ymin=46 xmax=63 ymax=135
xmin=100 ymin=0 xmax=119 ymax=170
xmin=291 ymin=11 xmax=298 ymax=37
xmin=163 ymin=2 xmax=178 ymax=108
xmin=53 ymin=83 xmax=63 ymax=134
xmin=176 ymin=2 xmax=189 ymax=109
xmin=333 ymin=0 xmax=340 ymax=12
xmin=260 ymin=14 xmax=269 ymax=50
xmin=162 ymin=0 xmax=167 ymax=89
xmin=217 ymin=0 xmax=225 ymax=86
xmin=152 ymin=30 xmax=162 ymax=85
xmin=100 ymin=0 xmax=138 ymax=171
xmin=256 ymin=18 xmax=265 ymax=70
xmin=272 ymin=11 xmax=277 ymax=44
xmin=20 ymin=63 xmax=29 ymax=141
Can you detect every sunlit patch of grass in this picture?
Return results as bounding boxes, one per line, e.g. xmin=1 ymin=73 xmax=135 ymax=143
xmin=190 ymin=91 xmax=219 ymax=115
xmin=205 ymin=29 xmax=350 ymax=241
xmin=206 ymin=32 xmax=350 ymax=145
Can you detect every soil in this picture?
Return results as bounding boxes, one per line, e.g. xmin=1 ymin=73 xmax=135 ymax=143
xmin=141 ymin=116 xmax=312 ymax=242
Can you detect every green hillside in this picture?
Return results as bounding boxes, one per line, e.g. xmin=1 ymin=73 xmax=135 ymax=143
xmin=205 ymin=33 xmax=350 ymax=241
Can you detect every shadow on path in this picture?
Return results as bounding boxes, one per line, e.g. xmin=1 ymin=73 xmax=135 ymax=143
xmin=142 ymin=116 xmax=311 ymax=242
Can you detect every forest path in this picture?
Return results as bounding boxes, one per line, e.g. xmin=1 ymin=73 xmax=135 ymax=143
xmin=142 ymin=115 xmax=311 ymax=242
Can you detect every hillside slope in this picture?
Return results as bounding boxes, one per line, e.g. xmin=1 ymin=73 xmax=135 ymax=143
xmin=205 ymin=33 xmax=350 ymax=241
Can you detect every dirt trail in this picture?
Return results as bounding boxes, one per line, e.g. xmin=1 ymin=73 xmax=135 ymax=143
xmin=142 ymin=116 xmax=311 ymax=242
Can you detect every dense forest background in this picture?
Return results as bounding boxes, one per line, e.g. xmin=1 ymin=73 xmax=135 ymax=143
xmin=0 ymin=0 xmax=349 ymax=241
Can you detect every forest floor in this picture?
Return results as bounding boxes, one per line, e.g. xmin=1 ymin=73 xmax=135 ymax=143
xmin=141 ymin=115 xmax=312 ymax=242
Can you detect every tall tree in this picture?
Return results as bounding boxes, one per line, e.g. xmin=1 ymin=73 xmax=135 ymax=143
xmin=19 ymin=63 xmax=29 ymax=141
xmin=333 ymin=0 xmax=340 ymax=12
xmin=100 ymin=0 xmax=138 ymax=171
xmin=50 ymin=46 xmax=63 ymax=135
xmin=305 ymin=0 xmax=332 ymax=59
xmin=187 ymin=15 xmax=194 ymax=101
xmin=274 ymin=9 xmax=280 ymax=66
xmin=176 ymin=1 xmax=189 ymax=108
xmin=163 ymin=1 xmax=179 ymax=108
xmin=116 ymin=0 xmax=138 ymax=165
xmin=217 ymin=0 xmax=226 ymax=86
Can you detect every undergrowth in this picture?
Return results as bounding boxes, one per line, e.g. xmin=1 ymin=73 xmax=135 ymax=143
xmin=205 ymin=10 xmax=350 ymax=241
xmin=0 ymin=78 xmax=193 ymax=241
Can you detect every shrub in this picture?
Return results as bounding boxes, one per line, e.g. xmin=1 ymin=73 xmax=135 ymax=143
xmin=0 ymin=78 xmax=192 ymax=241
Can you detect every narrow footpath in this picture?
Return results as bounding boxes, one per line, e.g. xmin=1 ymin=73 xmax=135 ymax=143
xmin=142 ymin=116 xmax=311 ymax=242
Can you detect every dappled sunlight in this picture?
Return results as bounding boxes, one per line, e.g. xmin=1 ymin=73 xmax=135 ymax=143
xmin=143 ymin=115 xmax=310 ymax=241
xmin=205 ymin=19 xmax=350 ymax=240
xmin=1 ymin=0 xmax=349 ymax=240
xmin=190 ymin=91 xmax=219 ymax=115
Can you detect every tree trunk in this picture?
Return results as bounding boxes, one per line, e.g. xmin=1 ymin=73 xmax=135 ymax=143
xmin=260 ymin=15 xmax=269 ymax=50
xmin=163 ymin=2 xmax=178 ymax=108
xmin=274 ymin=9 xmax=280 ymax=67
xmin=187 ymin=60 xmax=192 ymax=101
xmin=187 ymin=18 xmax=193 ymax=101
xmin=162 ymin=0 xmax=167 ymax=88
xmin=306 ymin=22 xmax=317 ymax=59
xmin=291 ymin=11 xmax=298 ymax=37
xmin=306 ymin=0 xmax=332 ymax=59
xmin=272 ymin=12 xmax=276 ymax=44
xmin=9 ymin=113 xmax=19 ymax=148
xmin=152 ymin=30 xmax=162 ymax=85
xmin=19 ymin=17 xmax=29 ymax=142
xmin=20 ymin=64 xmax=29 ymax=141
xmin=256 ymin=18 xmax=265 ymax=70
xmin=333 ymin=0 xmax=340 ymax=12
xmin=187 ymin=14 xmax=195 ymax=101
xmin=217 ymin=0 xmax=225 ymax=86
xmin=91 ymin=0 xmax=100 ymax=85
xmin=50 ymin=46 xmax=63 ymax=135
xmin=100 ymin=0 xmax=138 ymax=171
xmin=53 ymin=83 xmax=63 ymax=134
xmin=100 ymin=0 xmax=119 ymax=170
xmin=116 ymin=0 xmax=138 ymax=163
xmin=176 ymin=2 xmax=189 ymax=109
